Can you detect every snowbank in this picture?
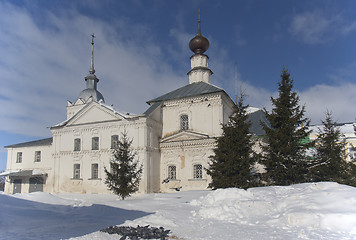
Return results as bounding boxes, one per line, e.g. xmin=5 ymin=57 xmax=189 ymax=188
xmin=2 ymin=182 xmax=356 ymax=239
xmin=191 ymin=182 xmax=356 ymax=234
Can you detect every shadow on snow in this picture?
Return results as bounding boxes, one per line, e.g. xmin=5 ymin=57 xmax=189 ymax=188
xmin=0 ymin=194 xmax=151 ymax=240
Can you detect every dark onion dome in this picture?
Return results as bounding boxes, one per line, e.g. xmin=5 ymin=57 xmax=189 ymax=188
xmin=189 ymin=33 xmax=209 ymax=54
xmin=189 ymin=11 xmax=209 ymax=54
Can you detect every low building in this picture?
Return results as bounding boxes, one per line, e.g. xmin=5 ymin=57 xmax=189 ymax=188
xmin=309 ymin=122 xmax=356 ymax=162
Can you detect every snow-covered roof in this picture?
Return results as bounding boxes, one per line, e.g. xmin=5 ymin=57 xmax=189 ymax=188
xmin=310 ymin=122 xmax=356 ymax=137
xmin=0 ymin=169 xmax=47 ymax=177
xmin=5 ymin=138 xmax=53 ymax=148
xmin=53 ymin=100 xmax=142 ymax=128
xmin=98 ymin=101 xmax=141 ymax=119
xmin=246 ymin=107 xmax=261 ymax=114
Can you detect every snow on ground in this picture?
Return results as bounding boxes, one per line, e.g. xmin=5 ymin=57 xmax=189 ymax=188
xmin=1 ymin=182 xmax=356 ymax=240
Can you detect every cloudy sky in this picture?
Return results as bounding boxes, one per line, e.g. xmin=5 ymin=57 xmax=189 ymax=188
xmin=1 ymin=0 xmax=356 ymax=170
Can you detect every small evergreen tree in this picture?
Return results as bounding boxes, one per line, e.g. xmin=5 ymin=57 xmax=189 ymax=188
xmin=261 ymin=67 xmax=311 ymax=185
xmin=207 ymin=94 xmax=257 ymax=189
xmin=104 ymin=132 xmax=142 ymax=199
xmin=308 ymin=111 xmax=348 ymax=183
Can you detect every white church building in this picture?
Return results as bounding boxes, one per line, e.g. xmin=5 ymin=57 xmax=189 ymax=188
xmin=3 ymin=19 xmax=265 ymax=195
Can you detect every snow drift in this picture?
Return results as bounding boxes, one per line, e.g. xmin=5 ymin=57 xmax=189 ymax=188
xmin=1 ymin=182 xmax=356 ymax=239
xmin=191 ymin=182 xmax=356 ymax=234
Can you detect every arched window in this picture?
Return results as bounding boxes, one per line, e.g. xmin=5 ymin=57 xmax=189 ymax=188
xmin=193 ymin=164 xmax=203 ymax=179
xmin=92 ymin=137 xmax=99 ymax=150
xmin=73 ymin=164 xmax=80 ymax=179
xmin=111 ymin=135 xmax=119 ymax=149
xmin=74 ymin=138 xmax=81 ymax=151
xmin=168 ymin=165 xmax=177 ymax=180
xmin=91 ymin=163 xmax=99 ymax=179
xmin=180 ymin=114 xmax=189 ymax=130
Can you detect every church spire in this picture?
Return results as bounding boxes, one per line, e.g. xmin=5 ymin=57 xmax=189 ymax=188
xmin=89 ymin=33 xmax=95 ymax=74
xmin=76 ymin=33 xmax=104 ymax=103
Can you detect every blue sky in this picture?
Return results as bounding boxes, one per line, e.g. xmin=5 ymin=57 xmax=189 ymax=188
xmin=1 ymin=0 xmax=356 ymax=170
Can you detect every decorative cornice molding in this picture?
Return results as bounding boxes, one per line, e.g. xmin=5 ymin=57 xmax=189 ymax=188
xmin=162 ymin=93 xmax=222 ymax=107
xmin=160 ymin=138 xmax=217 ymax=149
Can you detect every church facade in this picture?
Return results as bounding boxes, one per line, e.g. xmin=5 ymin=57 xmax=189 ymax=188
xmin=3 ymin=20 xmax=264 ymax=195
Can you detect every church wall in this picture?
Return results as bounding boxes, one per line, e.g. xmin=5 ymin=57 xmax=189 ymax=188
xmin=161 ymin=93 xmax=225 ymax=139
xmin=67 ymin=102 xmax=86 ymax=120
xmin=222 ymin=93 xmax=235 ymax=125
xmin=51 ymin=116 xmax=158 ymax=194
xmin=158 ymin=92 xmax=235 ymax=192
xmin=145 ymin=116 xmax=163 ymax=193
xmin=160 ymin=140 xmax=215 ymax=192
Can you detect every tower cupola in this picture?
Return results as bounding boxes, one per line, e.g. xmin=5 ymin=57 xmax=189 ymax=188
xmin=187 ymin=10 xmax=213 ymax=84
xmin=78 ymin=33 xmax=105 ymax=103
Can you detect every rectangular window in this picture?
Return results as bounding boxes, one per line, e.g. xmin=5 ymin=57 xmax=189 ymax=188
xmin=91 ymin=163 xmax=99 ymax=179
xmin=74 ymin=138 xmax=81 ymax=151
xmin=193 ymin=164 xmax=203 ymax=179
xmin=34 ymin=151 xmax=41 ymax=162
xmin=16 ymin=152 xmax=22 ymax=163
xmin=168 ymin=165 xmax=176 ymax=180
xmin=92 ymin=137 xmax=99 ymax=150
xmin=73 ymin=164 xmax=80 ymax=179
xmin=111 ymin=135 xmax=119 ymax=149
xmin=180 ymin=114 xmax=189 ymax=130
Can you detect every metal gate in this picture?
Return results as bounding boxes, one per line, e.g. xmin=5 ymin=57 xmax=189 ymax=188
xmin=29 ymin=177 xmax=43 ymax=193
xmin=13 ymin=179 xmax=22 ymax=194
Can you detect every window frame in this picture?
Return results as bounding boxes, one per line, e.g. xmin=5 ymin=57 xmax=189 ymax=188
xmin=193 ymin=164 xmax=203 ymax=179
xmin=73 ymin=164 xmax=81 ymax=179
xmin=111 ymin=135 xmax=119 ymax=149
xmin=16 ymin=152 xmax=22 ymax=163
xmin=91 ymin=163 xmax=99 ymax=179
xmin=168 ymin=165 xmax=177 ymax=180
xmin=74 ymin=138 xmax=81 ymax=151
xmin=180 ymin=114 xmax=189 ymax=131
xmin=34 ymin=151 xmax=41 ymax=162
xmin=92 ymin=137 xmax=99 ymax=150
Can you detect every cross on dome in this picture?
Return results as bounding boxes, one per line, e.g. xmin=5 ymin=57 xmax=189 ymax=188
xmin=189 ymin=9 xmax=209 ymax=54
xmin=89 ymin=33 xmax=95 ymax=74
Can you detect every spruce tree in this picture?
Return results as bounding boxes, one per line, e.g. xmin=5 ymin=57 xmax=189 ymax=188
xmin=261 ymin=67 xmax=311 ymax=186
xmin=104 ymin=132 xmax=142 ymax=199
xmin=207 ymin=94 xmax=256 ymax=189
xmin=308 ymin=111 xmax=347 ymax=182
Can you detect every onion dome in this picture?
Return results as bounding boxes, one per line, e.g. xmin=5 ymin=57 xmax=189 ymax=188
xmin=189 ymin=10 xmax=209 ymax=54
xmin=78 ymin=88 xmax=104 ymax=102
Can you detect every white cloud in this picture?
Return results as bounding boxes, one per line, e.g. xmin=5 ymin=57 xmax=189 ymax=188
xmin=0 ymin=2 xmax=184 ymax=137
xmin=226 ymin=67 xmax=356 ymax=125
xmin=289 ymin=10 xmax=356 ymax=44
xmin=299 ymin=83 xmax=356 ymax=124
xmin=0 ymin=2 xmax=355 ymax=140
